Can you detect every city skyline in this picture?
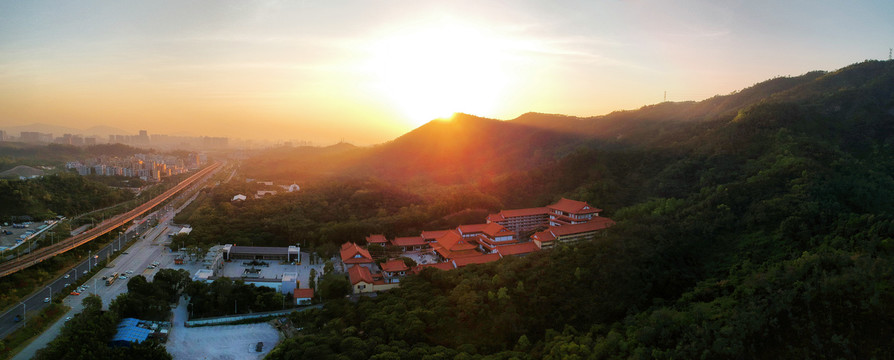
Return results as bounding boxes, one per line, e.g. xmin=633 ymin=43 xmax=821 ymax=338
xmin=1 ymin=1 xmax=893 ymax=145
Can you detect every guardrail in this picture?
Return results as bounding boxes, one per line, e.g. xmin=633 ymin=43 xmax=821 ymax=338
xmin=184 ymin=305 xmax=321 ymax=327
xmin=0 ymin=162 xmax=221 ymax=278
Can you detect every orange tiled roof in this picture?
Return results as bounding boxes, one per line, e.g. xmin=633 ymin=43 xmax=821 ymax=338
xmin=421 ymin=230 xmax=452 ymax=241
xmin=483 ymin=223 xmax=515 ymax=237
xmin=549 ymin=217 xmax=614 ymax=235
xmin=457 ymin=223 xmax=490 ymax=234
xmin=431 ymin=243 xmax=480 ymax=260
xmin=293 ymin=288 xmax=315 ymax=299
xmin=436 ymin=230 xmax=477 ymax=252
xmin=457 ymin=223 xmax=516 ymax=238
xmin=391 ymin=236 xmax=426 ymax=247
xmin=365 ymin=234 xmax=388 ymax=244
xmin=452 ymin=253 xmax=502 ymax=268
xmin=548 ymin=198 xmax=602 ymax=214
xmin=488 ymin=207 xmax=549 ymax=221
xmin=381 ymin=259 xmax=409 ymax=272
xmin=424 ymin=262 xmax=455 ymax=271
xmin=496 ymin=242 xmax=541 ymax=256
xmin=340 ymin=242 xmax=373 ymax=264
xmin=531 ymin=229 xmax=556 ymax=242
xmin=348 ymin=265 xmax=374 ymax=285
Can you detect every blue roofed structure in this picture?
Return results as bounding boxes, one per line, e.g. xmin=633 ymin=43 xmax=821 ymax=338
xmin=110 ymin=318 xmax=151 ymax=347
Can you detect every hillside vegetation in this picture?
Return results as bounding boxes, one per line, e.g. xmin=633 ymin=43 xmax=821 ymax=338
xmin=181 ymin=60 xmax=894 ymax=359
xmin=0 ymin=173 xmax=133 ymax=221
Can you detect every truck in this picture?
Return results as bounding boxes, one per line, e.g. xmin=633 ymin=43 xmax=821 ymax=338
xmin=106 ymin=272 xmax=118 ymax=286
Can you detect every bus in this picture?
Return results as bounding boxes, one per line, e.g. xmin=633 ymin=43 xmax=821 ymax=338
xmin=106 ymin=272 xmax=118 ymax=286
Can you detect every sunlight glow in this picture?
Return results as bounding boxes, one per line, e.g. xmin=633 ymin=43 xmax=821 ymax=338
xmin=365 ymin=21 xmax=512 ymax=127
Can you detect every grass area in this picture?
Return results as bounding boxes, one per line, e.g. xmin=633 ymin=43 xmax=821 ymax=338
xmin=0 ymin=302 xmax=69 ymax=360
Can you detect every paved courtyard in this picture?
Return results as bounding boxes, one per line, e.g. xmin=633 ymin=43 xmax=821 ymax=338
xmin=170 ymin=251 xmax=324 ymax=289
xmin=166 ymin=297 xmax=281 ymax=360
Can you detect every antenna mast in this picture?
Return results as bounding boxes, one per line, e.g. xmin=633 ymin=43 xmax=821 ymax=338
xmin=664 ymin=91 xmax=667 ymax=102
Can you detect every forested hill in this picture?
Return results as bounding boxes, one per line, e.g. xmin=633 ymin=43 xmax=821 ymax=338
xmin=265 ymin=60 xmax=894 ymax=359
xmin=245 ymin=60 xmax=894 ymax=186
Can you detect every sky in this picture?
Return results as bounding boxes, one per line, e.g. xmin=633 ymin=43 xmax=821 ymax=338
xmin=1 ymin=0 xmax=892 ymax=145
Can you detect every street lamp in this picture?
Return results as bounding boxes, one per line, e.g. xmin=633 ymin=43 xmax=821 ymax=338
xmin=20 ymin=302 xmax=25 ymax=327
xmin=46 ymin=286 xmax=51 ymax=300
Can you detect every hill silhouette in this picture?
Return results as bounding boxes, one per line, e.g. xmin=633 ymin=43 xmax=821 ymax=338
xmin=247 ymin=60 xmax=894 ymax=186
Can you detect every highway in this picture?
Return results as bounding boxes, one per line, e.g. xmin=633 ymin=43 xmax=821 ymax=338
xmin=0 ymin=162 xmax=221 ymax=341
xmin=0 ymin=162 xmax=221 ymax=278
xmin=0 ymin=215 xmax=151 ymax=339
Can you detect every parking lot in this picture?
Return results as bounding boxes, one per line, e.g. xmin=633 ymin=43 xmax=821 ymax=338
xmin=166 ymin=297 xmax=280 ymax=360
xmin=0 ymin=220 xmax=58 ymax=253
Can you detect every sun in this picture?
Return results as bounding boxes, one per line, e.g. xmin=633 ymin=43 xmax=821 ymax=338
xmin=365 ymin=21 xmax=511 ymax=127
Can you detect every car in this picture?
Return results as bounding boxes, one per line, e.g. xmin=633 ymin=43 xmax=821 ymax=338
xmin=147 ymin=265 xmax=154 ymax=269
xmin=70 ymin=291 xmax=80 ymax=296
xmin=43 ymin=297 xmax=50 ymax=303
xmin=119 ymin=275 xmax=127 ymax=280
xmin=64 ymin=283 xmax=69 ymax=287
xmin=82 ymin=270 xmax=87 ymax=275
xmin=126 ymin=270 xmax=134 ymax=274
xmin=123 ymin=252 xmax=128 ymax=255
xmin=63 ymin=274 xmax=70 ymax=279
xmin=64 ymin=316 xmax=72 ymax=322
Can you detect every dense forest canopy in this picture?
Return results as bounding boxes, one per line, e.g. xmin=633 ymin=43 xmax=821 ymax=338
xmin=0 ymin=173 xmax=133 ymax=221
xmin=123 ymin=60 xmax=894 ymax=358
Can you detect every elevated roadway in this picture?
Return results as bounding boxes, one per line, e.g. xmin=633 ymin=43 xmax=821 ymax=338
xmin=0 ymin=162 xmax=221 ymax=278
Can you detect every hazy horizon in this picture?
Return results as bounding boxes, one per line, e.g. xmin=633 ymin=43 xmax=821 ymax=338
xmin=2 ymin=0 xmax=892 ymax=145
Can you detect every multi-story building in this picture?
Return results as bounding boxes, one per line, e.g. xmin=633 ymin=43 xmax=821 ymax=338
xmin=431 ymin=230 xmax=480 ymax=261
xmin=546 ymin=198 xmax=602 ymax=226
xmin=349 ymin=265 xmax=398 ymax=294
xmin=457 ymin=223 xmax=518 ymax=253
xmin=486 ymin=198 xmax=604 ymax=233
xmin=340 ymin=242 xmax=374 ymax=269
xmin=531 ymin=217 xmax=615 ymax=249
xmin=486 ymin=207 xmax=549 ymax=233
xmin=380 ymin=259 xmax=409 ymax=284
xmin=20 ymin=132 xmax=53 ymax=143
